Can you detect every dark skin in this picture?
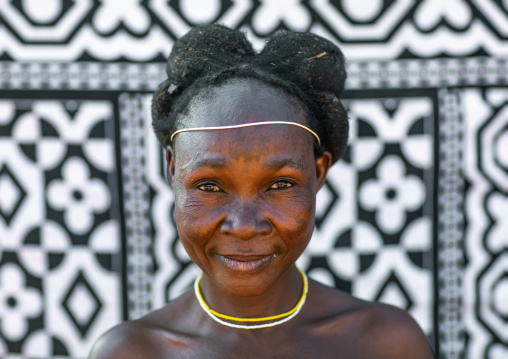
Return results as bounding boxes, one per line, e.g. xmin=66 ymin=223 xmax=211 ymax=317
xmin=89 ymin=79 xmax=434 ymax=358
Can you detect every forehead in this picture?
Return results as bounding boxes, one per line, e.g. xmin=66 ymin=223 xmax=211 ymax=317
xmin=172 ymin=78 xmax=315 ymax=166
xmin=172 ymin=79 xmax=315 ymax=167
xmin=174 ymin=124 xmax=314 ymax=171
xmin=176 ymin=78 xmax=307 ymax=129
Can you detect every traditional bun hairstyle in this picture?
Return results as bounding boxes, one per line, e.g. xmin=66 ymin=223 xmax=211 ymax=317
xmin=152 ymin=24 xmax=348 ymax=163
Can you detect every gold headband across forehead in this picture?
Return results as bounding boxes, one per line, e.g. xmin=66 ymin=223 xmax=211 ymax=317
xmin=170 ymin=121 xmax=321 ymax=144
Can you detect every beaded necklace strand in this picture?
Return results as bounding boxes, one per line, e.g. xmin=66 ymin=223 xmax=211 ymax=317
xmin=194 ymin=268 xmax=308 ymax=330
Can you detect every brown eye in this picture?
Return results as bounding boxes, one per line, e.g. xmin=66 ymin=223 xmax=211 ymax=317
xmin=270 ymin=181 xmax=294 ymax=190
xmin=198 ymin=183 xmax=221 ymax=192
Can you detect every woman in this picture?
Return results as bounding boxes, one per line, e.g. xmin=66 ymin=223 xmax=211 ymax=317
xmin=89 ymin=24 xmax=434 ymax=358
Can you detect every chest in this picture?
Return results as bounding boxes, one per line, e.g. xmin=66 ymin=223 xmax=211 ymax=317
xmin=168 ymin=331 xmax=377 ymax=359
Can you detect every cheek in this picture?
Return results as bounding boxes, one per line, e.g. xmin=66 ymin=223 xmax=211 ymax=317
xmin=173 ymin=183 xmax=317 ymax=257
xmin=174 ymin=193 xmax=213 ymax=268
xmin=270 ymin=190 xmax=316 ymax=244
xmin=173 ymin=188 xmax=224 ymax=246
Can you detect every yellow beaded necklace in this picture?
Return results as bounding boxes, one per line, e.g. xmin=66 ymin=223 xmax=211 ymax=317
xmin=194 ymin=268 xmax=308 ymax=330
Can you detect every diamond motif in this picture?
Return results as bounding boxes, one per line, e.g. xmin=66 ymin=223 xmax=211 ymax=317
xmin=375 ymin=272 xmax=414 ymax=311
xmin=0 ymin=164 xmax=27 ymax=225
xmin=315 ymin=180 xmax=338 ymax=229
xmin=62 ymin=271 xmax=102 ymax=338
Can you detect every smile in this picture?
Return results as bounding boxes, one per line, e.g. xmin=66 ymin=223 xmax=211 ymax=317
xmin=216 ymin=254 xmax=275 ymax=273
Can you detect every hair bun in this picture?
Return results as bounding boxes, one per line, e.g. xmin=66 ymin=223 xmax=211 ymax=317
xmin=257 ymin=31 xmax=346 ymax=98
xmin=165 ymin=24 xmax=255 ymax=87
xmin=256 ymin=31 xmax=348 ymax=162
xmin=153 ymin=24 xmax=349 ymax=163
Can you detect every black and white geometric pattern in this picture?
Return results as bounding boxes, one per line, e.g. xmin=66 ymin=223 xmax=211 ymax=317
xmin=1 ymin=2 xmax=507 ymax=358
xmin=0 ymin=97 xmax=122 ymax=357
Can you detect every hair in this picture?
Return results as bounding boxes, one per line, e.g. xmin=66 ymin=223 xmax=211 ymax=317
xmin=152 ymin=24 xmax=348 ymax=163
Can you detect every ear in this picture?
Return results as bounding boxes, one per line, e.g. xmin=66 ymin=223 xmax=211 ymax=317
xmin=166 ymin=146 xmax=176 ymax=188
xmin=315 ymin=151 xmax=332 ymax=192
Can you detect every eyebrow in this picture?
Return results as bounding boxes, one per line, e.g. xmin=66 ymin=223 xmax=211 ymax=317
xmin=263 ymin=158 xmax=306 ymax=172
xmin=186 ymin=157 xmax=229 ymax=171
xmin=185 ymin=157 xmax=306 ymax=172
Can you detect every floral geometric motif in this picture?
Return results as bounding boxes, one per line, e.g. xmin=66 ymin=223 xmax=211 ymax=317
xmin=47 ymin=157 xmax=110 ymax=235
xmin=0 ymin=263 xmax=42 ymax=341
xmin=360 ymin=155 xmax=425 ymax=234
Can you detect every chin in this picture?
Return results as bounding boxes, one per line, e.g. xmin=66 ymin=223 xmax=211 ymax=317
xmin=214 ymin=270 xmax=278 ymax=297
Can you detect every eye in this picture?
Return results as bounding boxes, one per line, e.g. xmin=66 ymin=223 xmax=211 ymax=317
xmin=198 ymin=183 xmax=222 ymax=192
xmin=269 ymin=181 xmax=294 ymax=190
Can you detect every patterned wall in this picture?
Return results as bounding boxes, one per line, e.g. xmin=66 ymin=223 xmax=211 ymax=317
xmin=0 ymin=1 xmax=507 ymax=358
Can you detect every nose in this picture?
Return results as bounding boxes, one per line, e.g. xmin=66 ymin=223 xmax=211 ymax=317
xmin=220 ymin=198 xmax=272 ymax=240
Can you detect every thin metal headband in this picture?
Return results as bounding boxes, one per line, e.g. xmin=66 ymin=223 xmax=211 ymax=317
xmin=170 ymin=121 xmax=321 ymax=144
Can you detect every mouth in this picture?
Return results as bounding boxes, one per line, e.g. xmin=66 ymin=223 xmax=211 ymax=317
xmin=216 ymin=254 xmax=275 ymax=273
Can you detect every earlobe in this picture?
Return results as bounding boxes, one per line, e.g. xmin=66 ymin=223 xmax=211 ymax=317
xmin=166 ymin=146 xmax=176 ymax=188
xmin=315 ymin=151 xmax=332 ymax=191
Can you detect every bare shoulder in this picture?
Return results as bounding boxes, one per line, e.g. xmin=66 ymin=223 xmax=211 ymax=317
xmin=87 ymin=320 xmax=159 ymax=359
xmin=88 ymin=295 xmax=196 ymax=359
xmin=359 ymin=302 xmax=434 ymax=358
xmin=308 ymin=281 xmax=434 ymax=358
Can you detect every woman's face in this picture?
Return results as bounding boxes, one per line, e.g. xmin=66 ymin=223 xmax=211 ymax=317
xmin=167 ymin=79 xmax=331 ymax=296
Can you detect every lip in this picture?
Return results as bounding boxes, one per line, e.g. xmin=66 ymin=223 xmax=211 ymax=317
xmin=216 ymin=254 xmax=275 ymax=273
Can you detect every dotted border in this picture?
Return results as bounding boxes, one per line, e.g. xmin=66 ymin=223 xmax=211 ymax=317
xmin=347 ymin=58 xmax=508 ymax=89
xmin=0 ymin=62 xmax=166 ymax=91
xmin=0 ymin=57 xmax=506 ymax=91
xmin=437 ymin=89 xmax=465 ymax=359
xmin=118 ymin=93 xmax=153 ymax=319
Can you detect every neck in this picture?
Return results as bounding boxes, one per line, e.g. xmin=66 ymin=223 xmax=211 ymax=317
xmin=197 ymin=265 xmax=304 ymax=320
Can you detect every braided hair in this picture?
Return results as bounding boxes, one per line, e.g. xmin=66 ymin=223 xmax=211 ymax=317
xmin=152 ymin=24 xmax=348 ymax=163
